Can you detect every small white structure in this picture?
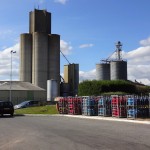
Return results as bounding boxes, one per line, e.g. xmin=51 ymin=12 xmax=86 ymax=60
xmin=47 ymin=79 xmax=58 ymax=101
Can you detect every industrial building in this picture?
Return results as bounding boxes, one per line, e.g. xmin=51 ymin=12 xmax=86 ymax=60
xmin=96 ymin=41 xmax=127 ymax=81
xmin=0 ymin=81 xmax=46 ymax=105
xmin=0 ymin=9 xmax=79 ymax=103
xmin=20 ymin=9 xmax=60 ymax=93
xmin=63 ymin=64 xmax=79 ymax=96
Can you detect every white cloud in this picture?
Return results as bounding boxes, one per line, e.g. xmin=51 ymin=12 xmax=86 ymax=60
xmin=60 ymin=40 xmax=72 ymax=55
xmin=79 ymin=69 xmax=96 ymax=82
xmin=140 ymin=37 xmax=150 ymax=46
xmin=123 ymin=46 xmax=150 ymax=64
xmin=0 ymin=43 xmax=19 ymax=80
xmin=79 ymin=44 xmax=94 ymax=49
xmin=54 ymin=0 xmax=68 ymax=5
xmin=121 ymin=43 xmax=150 ymax=85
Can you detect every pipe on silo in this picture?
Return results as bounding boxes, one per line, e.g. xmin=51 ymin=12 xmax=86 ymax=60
xmin=32 ymin=32 xmax=48 ymax=89
xmin=20 ymin=33 xmax=32 ymax=82
xmin=96 ymin=63 xmax=110 ymax=80
xmin=110 ymin=61 xmax=127 ymax=80
xmin=48 ymin=34 xmax=60 ymax=96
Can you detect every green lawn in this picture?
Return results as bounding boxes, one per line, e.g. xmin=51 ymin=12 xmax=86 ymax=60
xmin=15 ymin=105 xmax=59 ymax=115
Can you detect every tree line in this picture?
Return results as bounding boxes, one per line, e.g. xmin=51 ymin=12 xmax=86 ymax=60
xmin=78 ymin=80 xmax=150 ymax=96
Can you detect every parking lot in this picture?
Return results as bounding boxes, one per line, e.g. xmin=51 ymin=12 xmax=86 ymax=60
xmin=0 ymin=115 xmax=150 ymax=150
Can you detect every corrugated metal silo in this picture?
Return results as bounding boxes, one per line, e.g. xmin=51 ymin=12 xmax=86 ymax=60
xmin=110 ymin=61 xmax=127 ymax=80
xmin=20 ymin=33 xmax=32 ymax=82
xmin=48 ymin=34 xmax=60 ymax=95
xmin=32 ymin=32 xmax=48 ymax=89
xmin=96 ymin=63 xmax=110 ymax=80
xmin=47 ymin=79 xmax=58 ymax=101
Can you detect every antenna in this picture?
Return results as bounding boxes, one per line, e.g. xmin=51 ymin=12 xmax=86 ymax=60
xmin=34 ymin=0 xmax=36 ymax=9
xmin=115 ymin=41 xmax=122 ymax=60
xmin=60 ymin=50 xmax=71 ymax=64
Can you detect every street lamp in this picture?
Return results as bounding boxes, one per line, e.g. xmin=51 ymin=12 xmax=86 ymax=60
xmin=10 ymin=50 xmax=16 ymax=102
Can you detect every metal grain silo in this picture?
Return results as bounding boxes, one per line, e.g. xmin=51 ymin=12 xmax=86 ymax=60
xmin=96 ymin=63 xmax=110 ymax=80
xmin=47 ymin=79 xmax=58 ymax=101
xmin=110 ymin=60 xmax=127 ymax=80
xmin=48 ymin=34 xmax=60 ymax=95
xmin=20 ymin=33 xmax=32 ymax=82
xmin=32 ymin=32 xmax=48 ymax=89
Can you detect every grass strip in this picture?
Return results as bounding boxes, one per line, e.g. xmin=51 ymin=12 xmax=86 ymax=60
xmin=15 ymin=105 xmax=59 ymax=115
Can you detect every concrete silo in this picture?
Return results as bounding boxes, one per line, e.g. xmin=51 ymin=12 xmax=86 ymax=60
xmin=29 ymin=9 xmax=51 ymax=34
xmin=32 ymin=32 xmax=48 ymax=89
xmin=20 ymin=9 xmax=60 ymax=98
xmin=64 ymin=64 xmax=79 ymax=96
xmin=20 ymin=33 xmax=32 ymax=82
xmin=48 ymin=34 xmax=60 ymax=95
xmin=96 ymin=63 xmax=110 ymax=80
xmin=110 ymin=60 xmax=127 ymax=80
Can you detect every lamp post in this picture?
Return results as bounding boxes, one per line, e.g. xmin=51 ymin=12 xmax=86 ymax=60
xmin=10 ymin=50 xmax=16 ymax=102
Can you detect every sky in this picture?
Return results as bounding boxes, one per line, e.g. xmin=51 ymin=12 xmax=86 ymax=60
xmin=1 ymin=0 xmax=150 ymax=85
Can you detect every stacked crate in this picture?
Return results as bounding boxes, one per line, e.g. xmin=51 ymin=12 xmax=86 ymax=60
xmin=98 ymin=96 xmax=111 ymax=116
xmin=82 ymin=96 xmax=98 ymax=116
xmin=58 ymin=97 xmax=68 ymax=114
xmin=68 ymin=97 xmax=82 ymax=115
xmin=136 ymin=96 xmax=149 ymax=118
xmin=111 ymin=95 xmax=127 ymax=118
xmin=126 ymin=96 xmax=137 ymax=119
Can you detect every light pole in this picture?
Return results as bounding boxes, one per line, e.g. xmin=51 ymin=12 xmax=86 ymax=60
xmin=10 ymin=50 xmax=16 ymax=102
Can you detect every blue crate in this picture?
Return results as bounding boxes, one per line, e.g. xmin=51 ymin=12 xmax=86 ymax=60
xmin=127 ymin=109 xmax=137 ymax=118
xmin=98 ymin=98 xmax=104 ymax=105
xmin=127 ymin=98 xmax=135 ymax=105
xmin=98 ymin=108 xmax=105 ymax=115
xmin=82 ymin=99 xmax=96 ymax=106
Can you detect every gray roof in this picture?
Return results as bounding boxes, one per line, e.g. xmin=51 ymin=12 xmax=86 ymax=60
xmin=0 ymin=81 xmax=45 ymax=91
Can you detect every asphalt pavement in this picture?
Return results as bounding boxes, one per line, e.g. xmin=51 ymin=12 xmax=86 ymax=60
xmin=0 ymin=115 xmax=150 ymax=150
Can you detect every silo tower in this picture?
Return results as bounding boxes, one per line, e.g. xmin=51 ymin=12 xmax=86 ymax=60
xmin=110 ymin=41 xmax=127 ymax=80
xmin=115 ymin=41 xmax=122 ymax=60
xmin=20 ymin=9 xmax=60 ymax=94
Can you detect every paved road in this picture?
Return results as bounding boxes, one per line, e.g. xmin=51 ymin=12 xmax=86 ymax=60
xmin=0 ymin=115 xmax=150 ymax=150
